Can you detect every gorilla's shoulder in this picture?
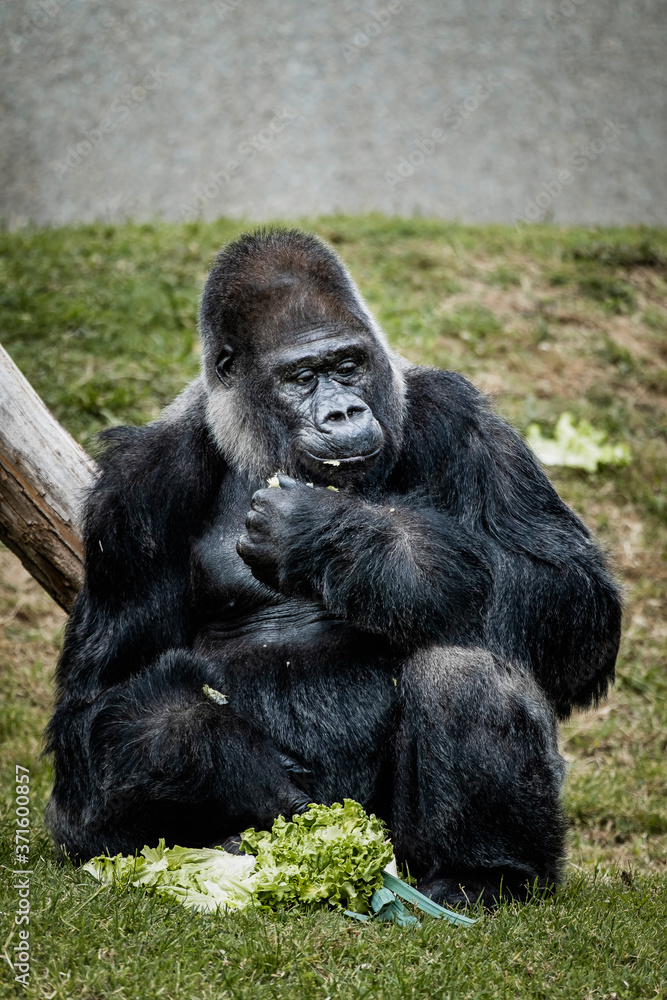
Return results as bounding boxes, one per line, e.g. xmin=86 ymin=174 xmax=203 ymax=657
xmin=86 ymin=379 xmax=224 ymax=537
xmin=402 ymin=364 xmax=488 ymax=422
xmin=394 ymin=365 xmax=494 ymax=485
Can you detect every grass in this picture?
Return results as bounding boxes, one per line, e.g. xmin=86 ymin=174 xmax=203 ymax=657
xmin=1 ymin=216 xmax=666 ymax=998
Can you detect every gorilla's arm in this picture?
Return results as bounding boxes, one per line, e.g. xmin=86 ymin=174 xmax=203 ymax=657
xmin=240 ymin=369 xmax=621 ymax=718
xmin=424 ymin=370 xmax=622 ymax=718
xmin=240 ymin=480 xmax=492 ymax=647
xmin=45 ymin=417 xmax=220 ymax=784
xmin=51 ymin=418 xmax=221 ymax=701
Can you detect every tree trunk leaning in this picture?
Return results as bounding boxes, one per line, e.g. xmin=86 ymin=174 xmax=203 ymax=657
xmin=0 ymin=345 xmax=96 ymax=611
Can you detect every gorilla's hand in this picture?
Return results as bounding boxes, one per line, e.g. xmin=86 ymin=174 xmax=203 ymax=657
xmin=225 ymin=729 xmax=314 ymax=829
xmin=254 ymin=749 xmax=313 ymax=826
xmin=237 ymin=474 xmax=338 ymax=592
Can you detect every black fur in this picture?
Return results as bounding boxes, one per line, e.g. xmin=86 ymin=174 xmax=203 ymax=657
xmin=45 ymin=228 xmax=621 ymax=907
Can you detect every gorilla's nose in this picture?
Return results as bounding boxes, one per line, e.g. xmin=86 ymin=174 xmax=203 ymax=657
xmin=322 ymin=402 xmax=369 ymax=425
xmin=315 ymin=397 xmax=381 ymax=456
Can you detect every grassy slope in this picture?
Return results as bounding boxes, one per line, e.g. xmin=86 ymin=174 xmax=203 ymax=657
xmin=0 ymin=217 xmax=665 ymax=999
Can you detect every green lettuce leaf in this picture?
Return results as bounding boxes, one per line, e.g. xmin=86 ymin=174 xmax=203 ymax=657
xmin=240 ymin=799 xmax=394 ymax=914
xmin=526 ymin=412 xmax=631 ymax=473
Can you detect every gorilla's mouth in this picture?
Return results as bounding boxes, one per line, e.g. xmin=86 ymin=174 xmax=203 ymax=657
xmin=304 ymin=447 xmax=382 ymax=465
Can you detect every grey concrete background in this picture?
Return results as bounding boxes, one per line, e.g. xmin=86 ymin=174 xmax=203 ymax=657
xmin=0 ymin=0 xmax=665 ymax=228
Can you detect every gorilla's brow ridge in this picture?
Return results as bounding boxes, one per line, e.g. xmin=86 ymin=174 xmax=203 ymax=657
xmin=270 ymin=338 xmax=369 ymax=372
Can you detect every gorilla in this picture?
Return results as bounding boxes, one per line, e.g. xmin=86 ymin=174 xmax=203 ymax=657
xmin=45 ymin=227 xmax=621 ymax=907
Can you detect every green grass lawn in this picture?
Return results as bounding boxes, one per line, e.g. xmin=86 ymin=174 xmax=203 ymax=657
xmin=1 ymin=217 xmax=666 ymax=999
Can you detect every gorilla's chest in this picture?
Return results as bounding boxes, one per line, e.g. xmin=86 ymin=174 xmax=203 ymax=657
xmin=190 ymin=473 xmax=340 ymax=651
xmin=191 ymin=474 xmax=265 ymax=614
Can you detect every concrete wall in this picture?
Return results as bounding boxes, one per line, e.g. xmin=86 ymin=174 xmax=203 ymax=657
xmin=1 ymin=0 xmax=665 ymax=227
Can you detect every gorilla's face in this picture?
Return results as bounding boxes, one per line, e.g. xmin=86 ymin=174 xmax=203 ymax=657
xmin=211 ymin=323 xmax=399 ymax=488
xmin=268 ymin=328 xmax=386 ymax=482
xmin=199 ymin=228 xmax=407 ymax=487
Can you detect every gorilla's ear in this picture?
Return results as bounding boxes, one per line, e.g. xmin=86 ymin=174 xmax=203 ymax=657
xmin=215 ymin=345 xmax=235 ymax=386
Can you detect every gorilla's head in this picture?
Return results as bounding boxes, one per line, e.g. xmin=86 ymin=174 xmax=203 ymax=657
xmin=198 ymin=228 xmax=407 ymax=487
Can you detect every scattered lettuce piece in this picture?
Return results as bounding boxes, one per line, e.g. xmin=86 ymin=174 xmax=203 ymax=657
xmin=526 ymin=412 xmax=631 ymax=473
xmin=202 ymin=684 xmax=228 ymax=705
xmin=370 ymin=885 xmax=419 ymax=926
xmin=381 ymin=870 xmax=477 ymax=927
xmin=83 ymin=840 xmax=258 ymax=913
xmin=240 ymin=799 xmax=393 ymax=914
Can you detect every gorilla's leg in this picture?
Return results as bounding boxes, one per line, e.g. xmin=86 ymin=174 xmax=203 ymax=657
xmin=392 ymin=645 xmax=567 ymax=908
xmin=46 ymin=651 xmax=311 ymax=860
xmin=208 ymin=635 xmax=399 ymax=813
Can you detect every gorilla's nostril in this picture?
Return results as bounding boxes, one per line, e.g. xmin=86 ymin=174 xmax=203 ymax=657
xmin=325 ymin=406 xmax=366 ymax=423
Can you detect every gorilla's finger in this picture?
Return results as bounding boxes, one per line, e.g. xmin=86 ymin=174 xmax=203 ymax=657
xmin=289 ymin=793 xmax=312 ymax=815
xmin=245 ymin=509 xmax=268 ymax=533
xmin=237 ymin=534 xmax=273 ymax=565
xmin=277 ymin=474 xmax=300 ymax=490
xmin=236 ymin=534 xmax=251 ymax=559
xmin=251 ymin=488 xmax=273 ymax=506
xmin=280 ymin=753 xmax=309 ymax=772
xmin=279 ymin=755 xmax=314 ymax=791
xmin=291 ymin=769 xmax=314 ymax=791
xmin=276 ymin=753 xmax=314 ymax=816
xmin=220 ymin=834 xmax=243 ymax=855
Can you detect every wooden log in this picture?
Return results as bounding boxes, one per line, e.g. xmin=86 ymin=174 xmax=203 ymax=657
xmin=0 ymin=344 xmax=96 ymax=611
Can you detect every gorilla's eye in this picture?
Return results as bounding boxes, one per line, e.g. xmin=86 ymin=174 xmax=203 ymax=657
xmin=295 ymin=369 xmax=316 ymax=384
xmin=336 ymin=360 xmax=357 ymax=377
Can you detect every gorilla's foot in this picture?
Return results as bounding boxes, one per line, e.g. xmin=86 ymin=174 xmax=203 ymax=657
xmin=417 ymin=868 xmax=556 ymax=910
